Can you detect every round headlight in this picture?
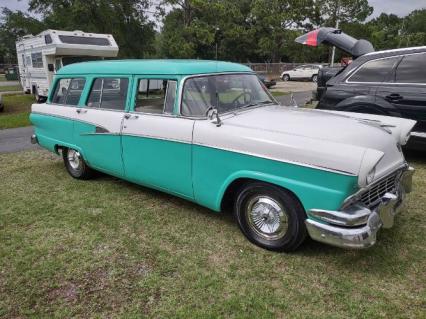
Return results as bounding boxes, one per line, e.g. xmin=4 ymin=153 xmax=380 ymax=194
xmin=366 ymin=167 xmax=376 ymax=184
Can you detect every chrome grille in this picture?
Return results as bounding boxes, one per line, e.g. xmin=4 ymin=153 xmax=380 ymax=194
xmin=360 ymin=171 xmax=400 ymax=209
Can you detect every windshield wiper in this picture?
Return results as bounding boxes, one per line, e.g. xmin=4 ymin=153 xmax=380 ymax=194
xmin=242 ymin=100 xmax=275 ymax=108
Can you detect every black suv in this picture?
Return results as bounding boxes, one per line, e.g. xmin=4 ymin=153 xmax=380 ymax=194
xmin=296 ymin=28 xmax=426 ymax=150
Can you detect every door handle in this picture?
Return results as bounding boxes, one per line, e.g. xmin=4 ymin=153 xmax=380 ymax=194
xmin=124 ymin=114 xmax=139 ymax=120
xmin=385 ymin=94 xmax=403 ymax=102
xmin=76 ymin=108 xmax=87 ymax=114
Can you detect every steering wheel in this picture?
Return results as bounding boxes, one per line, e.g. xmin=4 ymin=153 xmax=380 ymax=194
xmin=231 ymin=91 xmax=253 ymax=107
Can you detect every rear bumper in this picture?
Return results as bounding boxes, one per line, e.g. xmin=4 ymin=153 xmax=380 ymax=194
xmin=31 ymin=134 xmax=38 ymax=145
xmin=305 ymin=166 xmax=414 ymax=249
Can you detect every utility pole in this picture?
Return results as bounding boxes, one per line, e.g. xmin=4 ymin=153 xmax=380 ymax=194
xmin=330 ymin=0 xmax=340 ymax=67
xmin=215 ymin=27 xmax=220 ymax=60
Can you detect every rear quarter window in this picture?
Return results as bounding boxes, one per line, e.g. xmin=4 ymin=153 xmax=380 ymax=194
xmin=395 ymin=53 xmax=426 ymax=83
xmin=347 ymin=57 xmax=399 ymax=83
xmin=51 ymin=78 xmax=86 ymax=105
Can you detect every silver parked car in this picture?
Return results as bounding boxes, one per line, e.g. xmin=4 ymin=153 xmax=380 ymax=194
xmin=281 ymin=64 xmax=323 ymax=82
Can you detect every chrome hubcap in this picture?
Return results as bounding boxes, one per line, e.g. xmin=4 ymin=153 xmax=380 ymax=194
xmin=246 ymin=196 xmax=288 ymax=240
xmin=67 ymin=149 xmax=81 ymax=170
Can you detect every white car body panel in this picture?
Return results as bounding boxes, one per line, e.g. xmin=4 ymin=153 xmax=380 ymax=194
xmin=194 ymin=105 xmax=414 ymax=185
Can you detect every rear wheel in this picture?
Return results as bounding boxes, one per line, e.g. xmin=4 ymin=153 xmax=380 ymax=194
xmin=63 ymin=148 xmax=93 ymax=180
xmin=234 ymin=182 xmax=307 ymax=252
xmin=311 ymin=74 xmax=318 ymax=83
xmin=282 ymin=74 xmax=290 ymax=81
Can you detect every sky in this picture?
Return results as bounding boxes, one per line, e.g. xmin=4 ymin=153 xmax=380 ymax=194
xmin=0 ymin=0 xmax=425 ymax=20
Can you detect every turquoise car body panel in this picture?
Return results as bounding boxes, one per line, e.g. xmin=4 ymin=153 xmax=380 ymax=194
xmin=192 ymin=145 xmax=358 ymax=212
xmin=122 ymin=136 xmax=194 ymax=199
xmin=31 ymin=59 xmax=358 ymax=217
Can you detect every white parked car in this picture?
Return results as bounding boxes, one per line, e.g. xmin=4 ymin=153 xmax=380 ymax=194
xmin=281 ymin=64 xmax=323 ymax=82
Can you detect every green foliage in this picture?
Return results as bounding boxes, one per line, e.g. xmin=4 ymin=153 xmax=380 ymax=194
xmin=0 ymin=8 xmax=45 ymax=64
xmin=0 ymin=0 xmax=424 ymax=64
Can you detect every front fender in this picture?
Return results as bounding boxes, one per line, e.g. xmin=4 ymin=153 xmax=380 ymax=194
xmin=213 ymin=169 xmax=357 ymax=213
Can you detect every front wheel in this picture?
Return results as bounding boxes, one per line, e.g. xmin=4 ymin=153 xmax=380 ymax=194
xmin=63 ymin=148 xmax=93 ymax=179
xmin=311 ymin=74 xmax=318 ymax=83
xmin=282 ymin=74 xmax=290 ymax=81
xmin=234 ymin=182 xmax=307 ymax=252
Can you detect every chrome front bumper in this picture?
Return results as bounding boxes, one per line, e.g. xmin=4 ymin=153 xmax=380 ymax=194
xmin=305 ymin=166 xmax=414 ymax=249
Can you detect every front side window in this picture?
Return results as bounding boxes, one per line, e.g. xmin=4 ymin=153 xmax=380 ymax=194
xmin=395 ymin=53 xmax=426 ymax=83
xmin=87 ymin=78 xmax=129 ymax=110
xmin=134 ymin=79 xmax=177 ymax=114
xmin=181 ymin=73 xmax=274 ymax=117
xmin=51 ymin=78 xmax=86 ymax=105
xmin=347 ymin=57 xmax=399 ymax=83
xmin=31 ymin=52 xmax=43 ymax=68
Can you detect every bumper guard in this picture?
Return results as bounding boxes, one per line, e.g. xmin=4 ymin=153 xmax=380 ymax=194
xmin=305 ymin=166 xmax=414 ymax=249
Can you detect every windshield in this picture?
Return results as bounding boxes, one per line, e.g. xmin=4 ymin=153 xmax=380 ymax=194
xmin=181 ymin=73 xmax=275 ymax=117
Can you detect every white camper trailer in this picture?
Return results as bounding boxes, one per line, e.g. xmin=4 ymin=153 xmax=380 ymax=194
xmin=16 ymin=29 xmax=119 ymax=101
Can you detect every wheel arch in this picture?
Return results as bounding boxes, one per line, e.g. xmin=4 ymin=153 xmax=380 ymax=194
xmin=218 ymin=171 xmax=306 ymax=214
xmin=335 ymin=95 xmax=402 ymax=117
xmin=214 ymin=169 xmax=351 ymax=214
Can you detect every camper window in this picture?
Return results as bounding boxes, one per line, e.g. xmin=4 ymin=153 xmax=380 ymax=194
xmin=31 ymin=53 xmax=43 ymax=68
xmin=59 ymin=35 xmax=110 ymax=46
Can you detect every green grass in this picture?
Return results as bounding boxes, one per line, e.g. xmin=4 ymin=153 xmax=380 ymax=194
xmin=0 ymin=149 xmax=425 ymax=318
xmin=0 ymin=74 xmax=6 ymax=82
xmin=0 ymin=94 xmax=34 ymax=129
xmin=0 ymin=85 xmax=22 ymax=92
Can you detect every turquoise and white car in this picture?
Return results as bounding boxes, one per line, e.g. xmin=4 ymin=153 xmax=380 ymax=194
xmin=30 ymin=60 xmax=415 ymax=251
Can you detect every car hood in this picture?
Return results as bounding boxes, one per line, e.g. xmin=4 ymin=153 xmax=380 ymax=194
xmin=194 ymin=105 xmax=415 ymax=185
xmin=295 ymin=28 xmax=375 ymax=58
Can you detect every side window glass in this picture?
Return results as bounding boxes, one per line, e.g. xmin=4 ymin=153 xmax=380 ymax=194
xmin=52 ymin=79 xmax=71 ymax=104
xmin=134 ymin=79 xmax=174 ymax=114
xmin=87 ymin=78 xmax=129 ymax=110
xmin=395 ymin=53 xmax=426 ymax=83
xmin=65 ymin=78 xmax=86 ymax=105
xmin=164 ymin=81 xmax=177 ymax=114
xmin=348 ymin=57 xmax=399 ymax=83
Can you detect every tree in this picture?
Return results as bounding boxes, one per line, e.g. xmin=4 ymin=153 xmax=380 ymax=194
xmin=27 ymin=0 xmax=156 ymax=58
xmin=310 ymin=0 xmax=373 ymax=27
xmin=0 ymin=8 xmax=45 ymax=63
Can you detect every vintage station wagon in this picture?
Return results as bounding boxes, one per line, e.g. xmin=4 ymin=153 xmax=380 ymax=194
xmin=30 ymin=60 xmax=416 ymax=251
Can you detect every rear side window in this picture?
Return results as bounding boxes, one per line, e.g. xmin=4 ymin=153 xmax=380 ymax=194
xmin=51 ymin=78 xmax=86 ymax=105
xmin=87 ymin=78 xmax=129 ymax=110
xmin=395 ymin=53 xmax=426 ymax=83
xmin=348 ymin=57 xmax=399 ymax=83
